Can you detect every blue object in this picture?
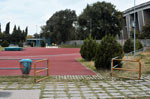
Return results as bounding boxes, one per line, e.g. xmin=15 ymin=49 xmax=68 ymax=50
xmin=5 ymin=47 xmax=23 ymax=51
xmin=19 ymin=59 xmax=32 ymax=74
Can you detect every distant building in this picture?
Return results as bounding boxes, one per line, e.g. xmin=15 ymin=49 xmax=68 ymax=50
xmin=26 ymin=38 xmax=51 ymax=47
xmin=121 ymin=1 xmax=150 ymax=39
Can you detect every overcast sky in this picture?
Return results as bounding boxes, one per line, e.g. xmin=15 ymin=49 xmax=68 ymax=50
xmin=0 ymin=0 xmax=149 ymax=35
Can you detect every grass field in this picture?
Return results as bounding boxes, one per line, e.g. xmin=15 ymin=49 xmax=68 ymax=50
xmin=78 ymin=49 xmax=150 ymax=79
xmin=0 ymin=47 xmax=4 ymax=51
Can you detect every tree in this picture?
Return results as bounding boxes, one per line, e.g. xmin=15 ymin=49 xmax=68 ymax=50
xmin=0 ymin=23 xmax=1 ymax=33
xmin=41 ymin=9 xmax=77 ymax=44
xmin=5 ymin=22 xmax=10 ymax=34
xmin=95 ymin=35 xmax=123 ymax=70
xmin=80 ymin=34 xmax=97 ymax=61
xmin=142 ymin=24 xmax=150 ymax=39
xmin=123 ymin=39 xmax=143 ymax=53
xmin=123 ymin=39 xmax=134 ymax=53
xmin=78 ymin=1 xmax=123 ymax=40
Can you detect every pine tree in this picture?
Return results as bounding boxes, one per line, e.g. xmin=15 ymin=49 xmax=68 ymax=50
xmin=5 ymin=22 xmax=10 ymax=34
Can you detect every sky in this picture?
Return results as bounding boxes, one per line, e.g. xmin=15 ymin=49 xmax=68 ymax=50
xmin=0 ymin=0 xmax=149 ymax=35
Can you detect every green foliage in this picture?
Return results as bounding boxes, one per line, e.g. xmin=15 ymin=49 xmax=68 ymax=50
xmin=0 ymin=23 xmax=28 ymax=45
xmin=11 ymin=25 xmax=27 ymax=44
xmin=18 ymin=42 xmax=23 ymax=47
xmin=136 ymin=39 xmax=143 ymax=50
xmin=78 ymin=1 xmax=123 ymax=39
xmin=95 ymin=35 xmax=123 ymax=70
xmin=40 ymin=40 xmax=46 ymax=47
xmin=123 ymin=39 xmax=133 ymax=53
xmin=1 ymin=40 xmax=9 ymax=47
xmin=41 ymin=9 xmax=77 ymax=44
xmin=142 ymin=24 xmax=150 ymax=39
xmin=80 ymin=34 xmax=97 ymax=61
xmin=130 ymin=30 xmax=144 ymax=39
xmin=5 ymin=22 xmax=10 ymax=34
xmin=123 ymin=39 xmax=143 ymax=53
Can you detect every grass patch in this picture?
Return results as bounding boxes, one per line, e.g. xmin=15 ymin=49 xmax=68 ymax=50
xmin=77 ymin=50 xmax=150 ymax=80
xmin=59 ymin=44 xmax=81 ymax=48
xmin=77 ymin=58 xmax=112 ymax=79
xmin=0 ymin=47 xmax=4 ymax=51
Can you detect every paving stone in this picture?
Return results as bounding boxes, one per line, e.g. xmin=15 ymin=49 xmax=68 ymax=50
xmin=55 ymin=93 xmax=67 ymax=97
xmin=68 ymin=90 xmax=80 ymax=93
xmin=21 ymin=84 xmax=31 ymax=88
xmin=97 ymin=93 xmax=109 ymax=96
xmin=69 ymin=93 xmax=81 ymax=97
xmin=124 ymin=91 xmax=134 ymax=95
xmin=44 ymin=91 xmax=55 ymax=94
xmin=55 ymin=97 xmax=69 ymax=99
xmin=55 ymin=88 xmax=66 ymax=90
xmin=43 ymin=94 xmax=55 ymax=97
xmin=110 ymin=92 xmax=121 ymax=96
xmin=8 ymin=83 xmax=19 ymax=88
xmin=98 ymin=95 xmax=112 ymax=99
xmin=93 ymin=90 xmax=105 ymax=93
xmin=107 ymin=90 xmax=118 ymax=92
xmin=68 ymin=88 xmax=78 ymax=90
xmin=70 ymin=96 xmax=83 ymax=99
xmin=113 ymin=96 xmax=125 ymax=98
xmin=32 ymin=85 xmax=41 ymax=88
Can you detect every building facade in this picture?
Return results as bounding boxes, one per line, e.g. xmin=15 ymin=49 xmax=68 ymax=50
xmin=122 ymin=1 xmax=150 ymax=39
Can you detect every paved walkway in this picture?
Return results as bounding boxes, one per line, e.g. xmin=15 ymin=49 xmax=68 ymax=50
xmin=0 ymin=75 xmax=150 ymax=99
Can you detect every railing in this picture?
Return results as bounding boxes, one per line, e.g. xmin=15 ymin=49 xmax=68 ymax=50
xmin=34 ymin=59 xmax=49 ymax=83
xmin=111 ymin=58 xmax=141 ymax=80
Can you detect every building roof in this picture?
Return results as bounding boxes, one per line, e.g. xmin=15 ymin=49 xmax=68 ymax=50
xmin=123 ymin=1 xmax=150 ymax=16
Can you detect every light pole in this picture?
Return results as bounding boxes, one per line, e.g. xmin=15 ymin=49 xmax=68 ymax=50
xmin=134 ymin=0 xmax=136 ymax=56
xmin=90 ymin=18 xmax=92 ymax=34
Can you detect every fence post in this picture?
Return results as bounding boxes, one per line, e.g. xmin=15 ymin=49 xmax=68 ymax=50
xmin=139 ymin=60 xmax=141 ymax=80
xmin=111 ymin=59 xmax=114 ymax=77
xmin=34 ymin=64 xmax=36 ymax=83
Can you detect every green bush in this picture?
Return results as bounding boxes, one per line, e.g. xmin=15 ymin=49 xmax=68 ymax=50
xmin=123 ymin=39 xmax=143 ymax=53
xmin=136 ymin=39 xmax=143 ymax=50
xmin=18 ymin=42 xmax=23 ymax=47
xmin=1 ymin=40 xmax=9 ymax=47
xmin=95 ymin=35 xmax=123 ymax=70
xmin=142 ymin=24 xmax=150 ymax=39
xmin=80 ymin=34 xmax=97 ymax=61
xmin=40 ymin=40 xmax=46 ymax=47
xmin=123 ymin=39 xmax=133 ymax=53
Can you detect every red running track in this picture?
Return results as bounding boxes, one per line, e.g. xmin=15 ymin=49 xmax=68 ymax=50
xmin=0 ymin=48 xmax=96 ymax=76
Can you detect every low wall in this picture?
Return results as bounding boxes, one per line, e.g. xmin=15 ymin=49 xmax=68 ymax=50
xmin=64 ymin=39 xmax=150 ymax=47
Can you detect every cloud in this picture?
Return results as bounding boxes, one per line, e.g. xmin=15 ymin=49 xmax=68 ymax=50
xmin=0 ymin=0 xmax=149 ymax=35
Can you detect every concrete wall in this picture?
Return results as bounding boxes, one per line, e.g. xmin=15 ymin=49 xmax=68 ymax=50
xmin=144 ymin=9 xmax=150 ymax=25
xmin=64 ymin=39 xmax=150 ymax=47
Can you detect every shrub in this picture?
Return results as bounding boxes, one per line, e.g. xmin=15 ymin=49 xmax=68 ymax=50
xmin=123 ymin=39 xmax=133 ymax=53
xmin=142 ymin=24 xmax=150 ymax=39
xmin=18 ymin=42 xmax=23 ymax=47
xmin=80 ymin=34 xmax=97 ymax=61
xmin=40 ymin=40 xmax=46 ymax=47
xmin=95 ymin=35 xmax=123 ymax=70
xmin=123 ymin=39 xmax=143 ymax=53
xmin=136 ymin=39 xmax=143 ymax=50
xmin=1 ymin=40 xmax=9 ymax=47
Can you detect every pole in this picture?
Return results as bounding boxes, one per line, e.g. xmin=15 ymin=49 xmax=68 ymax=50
xmin=134 ymin=0 xmax=136 ymax=56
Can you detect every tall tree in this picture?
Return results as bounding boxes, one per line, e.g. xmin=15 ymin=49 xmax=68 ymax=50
xmin=25 ymin=26 xmax=28 ymax=36
xmin=78 ymin=1 xmax=123 ymax=39
xmin=0 ymin=23 xmax=1 ymax=33
xmin=41 ymin=9 xmax=77 ymax=44
xmin=5 ymin=22 xmax=10 ymax=34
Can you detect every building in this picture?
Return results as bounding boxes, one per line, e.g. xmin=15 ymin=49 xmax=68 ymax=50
xmin=26 ymin=38 xmax=51 ymax=47
xmin=122 ymin=1 xmax=150 ymax=39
